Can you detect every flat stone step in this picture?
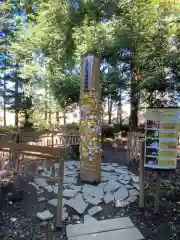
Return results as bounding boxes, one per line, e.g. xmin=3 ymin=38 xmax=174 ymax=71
xmin=68 ymin=227 xmax=144 ymax=240
xmin=66 ymin=217 xmax=134 ymax=238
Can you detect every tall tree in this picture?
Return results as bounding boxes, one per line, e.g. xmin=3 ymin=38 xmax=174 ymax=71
xmin=10 ymin=0 xmax=180 ymax=130
xmin=0 ymin=0 xmax=24 ymax=126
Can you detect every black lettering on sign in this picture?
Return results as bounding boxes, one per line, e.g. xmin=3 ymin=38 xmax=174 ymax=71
xmin=84 ymin=58 xmax=89 ymax=90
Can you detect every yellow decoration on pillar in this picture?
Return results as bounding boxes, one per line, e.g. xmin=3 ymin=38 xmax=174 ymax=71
xmin=79 ymin=54 xmax=102 ymax=182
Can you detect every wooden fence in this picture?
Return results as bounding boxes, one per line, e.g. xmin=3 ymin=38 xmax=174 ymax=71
xmin=0 ymin=129 xmax=80 ymax=228
xmin=0 ymin=130 xmax=79 ymax=173
xmin=20 ymin=131 xmax=79 ymax=147
xmin=127 ymin=132 xmax=145 ymax=164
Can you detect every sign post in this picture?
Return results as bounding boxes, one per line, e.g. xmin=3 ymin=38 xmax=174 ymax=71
xmin=144 ymin=108 xmax=180 ymax=213
xmin=79 ymin=53 xmax=102 ymax=182
xmin=144 ymin=108 xmax=179 ymax=170
xmin=139 ymin=140 xmax=145 ymax=210
xmin=154 ymin=172 xmax=161 ymax=214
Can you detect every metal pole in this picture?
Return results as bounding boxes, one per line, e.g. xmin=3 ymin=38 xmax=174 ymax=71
xmin=139 ymin=140 xmax=145 ymax=209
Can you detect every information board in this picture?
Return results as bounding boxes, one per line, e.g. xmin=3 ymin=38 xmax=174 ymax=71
xmin=144 ymin=108 xmax=180 ymax=170
xmin=83 ymin=55 xmax=94 ymax=91
xmin=84 ymin=57 xmax=89 ymax=90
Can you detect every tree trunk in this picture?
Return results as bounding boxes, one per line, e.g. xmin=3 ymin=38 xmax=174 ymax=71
xmin=117 ymin=89 xmax=122 ymax=126
xmin=15 ymin=79 xmax=19 ymax=127
xmin=129 ymin=69 xmax=138 ymax=131
xmin=56 ymin=111 xmax=59 ymax=124
xmin=159 ymin=92 xmax=166 ymax=107
xmin=24 ymin=96 xmax=33 ymax=128
xmin=3 ymin=78 xmax=6 ymax=126
xmin=117 ymin=102 xmax=122 ymax=125
xmin=44 ymin=84 xmax=48 ymax=122
xmin=63 ymin=111 xmax=66 ymax=125
xmin=44 ymin=108 xmax=48 ymax=122
xmin=107 ymin=97 xmax=113 ymax=124
xmin=15 ymin=109 xmax=19 ymax=127
xmin=48 ymin=111 xmax=52 ymax=124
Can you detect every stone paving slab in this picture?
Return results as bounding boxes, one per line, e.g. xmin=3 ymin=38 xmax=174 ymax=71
xmin=68 ymin=227 xmax=144 ymax=240
xmin=66 ymin=217 xmax=135 ymax=238
xmin=31 ymin=161 xmax=141 ymax=226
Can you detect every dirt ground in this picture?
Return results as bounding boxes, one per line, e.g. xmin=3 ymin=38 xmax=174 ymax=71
xmin=0 ymin=143 xmax=180 ymax=240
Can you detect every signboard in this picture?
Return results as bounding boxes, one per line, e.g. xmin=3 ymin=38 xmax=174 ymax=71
xmin=0 ymin=54 xmax=4 ymax=68
xmin=82 ymin=54 xmax=95 ymax=91
xmin=83 ymin=55 xmax=92 ymax=90
xmin=84 ymin=57 xmax=89 ymax=90
xmin=144 ymin=108 xmax=180 ymax=170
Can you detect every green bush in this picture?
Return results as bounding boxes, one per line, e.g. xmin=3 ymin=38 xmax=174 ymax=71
xmin=69 ymin=145 xmax=80 ymax=160
xmin=102 ymin=124 xmax=116 ymax=138
xmin=65 ymin=123 xmax=79 ymax=131
xmin=119 ymin=124 xmax=129 ymax=132
xmin=0 ymin=125 xmax=15 ymax=133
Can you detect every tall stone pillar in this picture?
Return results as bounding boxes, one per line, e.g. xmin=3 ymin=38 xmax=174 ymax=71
xmin=79 ymin=53 xmax=102 ymax=182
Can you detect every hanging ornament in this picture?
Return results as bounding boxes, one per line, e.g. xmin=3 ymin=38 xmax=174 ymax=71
xmin=80 ymin=88 xmax=101 ymax=162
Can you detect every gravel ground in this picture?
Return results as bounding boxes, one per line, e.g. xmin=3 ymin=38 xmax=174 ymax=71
xmin=128 ymin=161 xmax=180 ymax=240
xmin=0 ymin=145 xmax=180 ymax=240
xmin=0 ymin=177 xmax=67 ymax=240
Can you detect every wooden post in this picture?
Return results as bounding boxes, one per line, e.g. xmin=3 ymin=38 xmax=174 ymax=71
xmin=79 ymin=53 xmax=101 ymax=182
xmin=56 ymin=148 xmax=65 ymax=228
xmin=15 ymin=128 xmax=21 ymax=174
xmin=154 ymin=172 xmax=161 ymax=214
xmin=11 ymin=128 xmax=21 ymax=173
xmin=139 ymin=140 xmax=145 ymax=209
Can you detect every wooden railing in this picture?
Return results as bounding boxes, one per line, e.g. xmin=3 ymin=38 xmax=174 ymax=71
xmin=20 ymin=131 xmax=79 ymax=147
xmin=0 ymin=129 xmax=73 ymax=228
xmin=127 ymin=132 xmax=145 ymax=163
